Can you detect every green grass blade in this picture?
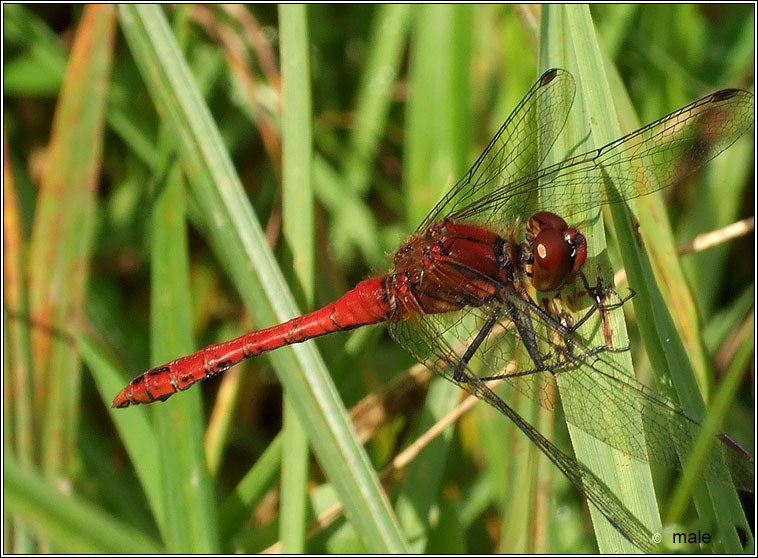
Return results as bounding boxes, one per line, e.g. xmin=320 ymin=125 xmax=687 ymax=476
xmin=149 ymin=139 xmax=219 ymax=552
xmin=668 ymin=313 xmax=754 ymax=523
xmin=78 ymin=334 xmax=164 ymax=530
xmin=26 ymin=5 xmax=115 ymax=481
xmin=4 ymin=453 xmax=162 ymax=554
xmin=2 ymin=4 xmax=67 ymax=95
xmin=539 ymin=5 xmax=752 ymax=553
xmin=344 ymin=4 xmax=411 ymax=198
xmin=394 ymin=6 xmax=473 ymax=551
xmin=4 ymin=130 xmax=36 ymax=553
xmin=117 ymin=5 xmax=407 ymax=552
xmin=604 ymin=69 xmax=753 ymax=554
xmin=218 ymin=434 xmax=283 ymax=542
xmin=325 ymin=4 xmax=411 ymax=268
xmin=541 ymin=6 xmax=660 ymax=553
xmin=403 ymin=5 xmax=473 ymax=226
xmin=279 ymin=4 xmax=313 ymax=552
xmin=599 ymin=18 xmax=752 ymax=558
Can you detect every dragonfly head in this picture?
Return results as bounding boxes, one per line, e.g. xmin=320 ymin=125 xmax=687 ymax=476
xmin=526 ymin=211 xmax=587 ymax=291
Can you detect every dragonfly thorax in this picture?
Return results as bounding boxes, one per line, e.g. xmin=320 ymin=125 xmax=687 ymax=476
xmin=389 ymin=219 xmax=515 ymax=317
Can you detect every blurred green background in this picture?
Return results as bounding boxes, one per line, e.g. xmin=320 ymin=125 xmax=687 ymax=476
xmin=4 ymin=4 xmax=754 ymax=554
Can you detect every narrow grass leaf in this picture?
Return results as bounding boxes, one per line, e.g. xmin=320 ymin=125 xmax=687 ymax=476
xmin=218 ymin=434 xmax=283 ymax=542
xmin=4 ymin=453 xmax=162 ymax=554
xmin=541 ymin=5 xmax=659 ymax=553
xmin=279 ymin=4 xmax=313 ymax=552
xmin=2 ymin=4 xmax=67 ymax=95
xmin=602 ymin=19 xmax=753 ymax=557
xmin=79 ymin=334 xmax=164 ymax=531
xmin=117 ymin=5 xmax=407 ymax=552
xmin=395 ymin=5 xmax=473 ymax=550
xmin=149 ymin=141 xmax=219 ymax=552
xmin=4 ymin=132 xmax=35 ymax=553
xmin=26 ymin=4 xmax=116 ymax=480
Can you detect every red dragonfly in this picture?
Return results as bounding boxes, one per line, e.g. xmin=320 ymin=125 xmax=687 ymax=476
xmin=114 ymin=69 xmax=754 ymax=551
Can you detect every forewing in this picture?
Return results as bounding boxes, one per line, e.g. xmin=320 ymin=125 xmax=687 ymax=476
xmin=418 ymin=68 xmax=576 ymax=233
xmin=450 ymin=88 xmax=754 ymax=230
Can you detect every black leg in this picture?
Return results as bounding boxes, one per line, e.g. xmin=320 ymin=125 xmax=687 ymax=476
xmin=453 ymin=311 xmax=499 ymax=382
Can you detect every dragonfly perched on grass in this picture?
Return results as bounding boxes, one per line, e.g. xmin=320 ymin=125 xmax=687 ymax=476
xmin=114 ymin=68 xmax=754 ymax=552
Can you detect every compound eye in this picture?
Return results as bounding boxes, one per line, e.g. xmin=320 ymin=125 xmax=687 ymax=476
xmin=531 ymin=227 xmax=571 ymax=291
xmin=564 ymin=228 xmax=587 ymax=285
xmin=526 ymin=211 xmax=569 ymax=242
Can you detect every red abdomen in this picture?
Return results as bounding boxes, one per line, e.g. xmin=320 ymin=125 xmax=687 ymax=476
xmin=112 ymin=277 xmax=392 ymax=407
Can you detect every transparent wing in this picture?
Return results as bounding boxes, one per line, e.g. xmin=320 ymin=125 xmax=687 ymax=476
xmin=448 ymin=88 xmax=754 ymax=230
xmin=387 ymin=308 xmax=660 ymax=552
xmin=417 ymin=68 xmax=576 ymax=233
xmin=387 ymin=289 xmax=754 ymax=491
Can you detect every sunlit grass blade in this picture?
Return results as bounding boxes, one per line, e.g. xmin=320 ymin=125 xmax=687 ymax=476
xmin=600 ymin=22 xmax=753 ymax=558
xmin=541 ymin=5 xmax=660 ymax=553
xmin=116 ymin=5 xmax=407 ymax=552
xmin=344 ymin=4 xmax=411 ymax=198
xmin=279 ymin=4 xmax=313 ymax=552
